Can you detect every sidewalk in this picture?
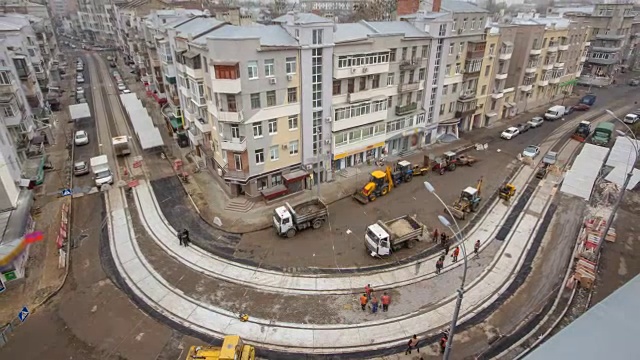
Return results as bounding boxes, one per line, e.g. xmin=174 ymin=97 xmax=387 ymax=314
xmin=0 ymin=78 xmax=73 ymax=324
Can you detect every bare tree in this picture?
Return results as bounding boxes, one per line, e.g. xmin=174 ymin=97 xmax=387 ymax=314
xmin=270 ymin=0 xmax=292 ymax=19
xmin=351 ymin=0 xmax=397 ymax=22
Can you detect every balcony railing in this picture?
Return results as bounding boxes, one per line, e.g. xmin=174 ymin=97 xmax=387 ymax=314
xmin=399 ymin=58 xmax=423 ymax=70
xmin=455 ymin=101 xmax=477 ymax=118
xmin=220 ymin=136 xmax=247 ymax=152
xmin=223 ymin=165 xmax=249 ymax=180
xmin=466 ymin=49 xmax=484 ymax=59
xmin=395 ymin=102 xmax=417 ymax=116
xmin=398 ymin=82 xmax=420 ymax=92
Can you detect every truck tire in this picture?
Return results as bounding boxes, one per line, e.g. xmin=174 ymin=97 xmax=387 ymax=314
xmin=406 ymin=239 xmax=416 ymax=249
xmin=472 ymin=201 xmax=480 ymax=212
xmin=448 ymin=163 xmax=457 ymax=171
xmin=312 ymin=218 xmax=323 ymax=229
xmin=405 ymin=174 xmax=413 ymax=182
xmin=439 ymin=168 xmax=446 ymax=175
xmin=369 ymin=194 xmax=377 ymax=202
xmin=286 ymin=228 xmax=296 ymax=238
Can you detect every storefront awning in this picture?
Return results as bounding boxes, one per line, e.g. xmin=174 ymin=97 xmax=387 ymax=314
xmin=283 ymin=170 xmax=309 ymax=183
xmin=386 ymin=128 xmax=425 ymax=141
xmin=334 ymin=141 xmax=385 ymax=160
xmin=439 ymin=118 xmax=461 ymax=126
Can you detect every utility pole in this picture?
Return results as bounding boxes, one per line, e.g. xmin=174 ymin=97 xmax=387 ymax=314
xmin=315 ymin=146 xmax=322 ymax=198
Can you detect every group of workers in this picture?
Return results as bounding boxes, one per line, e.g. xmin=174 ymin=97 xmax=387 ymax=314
xmin=359 ymin=284 xmax=391 ymax=314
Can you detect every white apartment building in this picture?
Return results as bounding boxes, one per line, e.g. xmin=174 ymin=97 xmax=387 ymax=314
xmin=78 ymin=0 xmax=117 ymax=45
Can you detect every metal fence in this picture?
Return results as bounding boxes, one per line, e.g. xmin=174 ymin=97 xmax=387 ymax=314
xmin=0 ymin=322 xmax=15 ymax=348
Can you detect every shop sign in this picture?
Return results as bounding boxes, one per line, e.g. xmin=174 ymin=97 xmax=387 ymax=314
xmin=333 ymin=142 xmax=385 ymax=160
xmin=3 ymin=271 xmax=17 ymax=281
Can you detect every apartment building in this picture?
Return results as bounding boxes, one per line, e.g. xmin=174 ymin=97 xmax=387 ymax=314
xmin=508 ymin=14 xmax=588 ymax=113
xmin=203 ymin=23 xmax=304 ymax=197
xmin=331 ymin=21 xmax=430 ymax=167
xmin=561 ymin=3 xmax=634 ymax=87
xmin=424 ymin=0 xmax=489 ymax=138
xmin=78 ymin=0 xmax=117 ymax=45
xmin=483 ymin=25 xmax=516 ymax=121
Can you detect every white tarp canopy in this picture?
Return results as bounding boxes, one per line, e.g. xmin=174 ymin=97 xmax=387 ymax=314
xmin=119 ymin=94 xmax=163 ymax=150
xmin=605 ymin=167 xmax=640 ymax=190
xmin=69 ymin=103 xmax=91 ymax=120
xmin=138 ymin=127 xmax=164 ymax=149
xmin=560 ymin=144 xmax=610 ymax=200
xmin=605 ymin=136 xmax=640 ymax=170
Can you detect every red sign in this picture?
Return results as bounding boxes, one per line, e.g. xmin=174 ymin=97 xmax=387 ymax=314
xmin=24 ymin=231 xmax=44 ymax=244
xmin=56 ymin=235 xmax=63 ymax=249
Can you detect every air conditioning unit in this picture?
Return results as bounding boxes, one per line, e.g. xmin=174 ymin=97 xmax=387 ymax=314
xmin=305 ymin=164 xmax=313 ymax=170
xmin=287 ymin=74 xmax=293 ymax=81
xmin=325 ymin=117 xmax=332 ymax=123
xmin=269 ymin=78 xmax=277 ymax=85
xmin=351 ymin=68 xmax=357 ymax=73
xmin=281 ymin=144 xmax=288 ymax=149
xmin=458 ymin=29 xmax=463 ymax=34
xmin=324 ymin=139 xmax=331 ymax=145
xmin=362 ymin=67 xmax=368 ymax=73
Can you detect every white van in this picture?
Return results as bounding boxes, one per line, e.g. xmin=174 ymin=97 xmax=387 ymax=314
xmin=544 ymin=105 xmax=565 ymax=120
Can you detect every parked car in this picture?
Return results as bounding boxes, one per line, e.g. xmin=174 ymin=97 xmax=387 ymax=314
xmin=76 ymin=76 xmax=84 ymax=84
xmin=73 ymin=161 xmax=90 ymax=176
xmin=76 ymin=97 xmax=87 ymax=104
xmin=76 ymin=87 xmax=85 ymax=97
xmin=74 ymin=130 xmax=89 ymax=146
xmin=542 ymin=151 xmax=558 ymax=165
xmin=629 ymin=79 xmax=640 ymax=86
xmin=564 ymin=106 xmax=575 ymax=115
xmin=121 ymin=89 xmax=131 ymax=94
xmin=579 ymin=94 xmax=597 ymax=106
xmin=516 ymin=123 xmax=531 ymax=133
xmin=528 ymin=116 xmax=544 ymax=128
xmin=573 ymin=103 xmax=590 ymax=111
xmin=501 ymin=127 xmax=520 ymax=140
xmin=117 ymin=83 xmax=126 ymax=91
xmin=522 ymin=145 xmax=541 ymax=158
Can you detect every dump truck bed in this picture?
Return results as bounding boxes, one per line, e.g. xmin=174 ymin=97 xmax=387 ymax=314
xmin=378 ymin=215 xmax=424 ymax=244
xmin=288 ymin=199 xmax=328 ymax=224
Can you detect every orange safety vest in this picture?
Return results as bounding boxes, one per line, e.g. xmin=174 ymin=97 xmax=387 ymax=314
xmin=360 ymin=295 xmax=368 ymax=305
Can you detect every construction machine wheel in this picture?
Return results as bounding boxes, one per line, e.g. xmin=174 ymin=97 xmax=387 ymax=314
xmin=369 ymin=194 xmax=377 ymax=202
xmin=312 ymin=218 xmax=323 ymax=229
xmin=448 ymin=163 xmax=457 ymax=171
xmin=406 ymin=239 xmax=416 ymax=249
xmin=405 ymin=174 xmax=413 ymax=182
xmin=381 ymin=186 xmax=389 ymax=196
xmin=286 ymin=228 xmax=296 ymax=238
xmin=439 ymin=168 xmax=446 ymax=175
xmin=472 ymin=201 xmax=480 ymax=212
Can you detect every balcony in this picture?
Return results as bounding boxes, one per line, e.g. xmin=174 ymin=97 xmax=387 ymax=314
xmin=559 ymin=44 xmax=570 ymax=51
xmin=491 ymin=90 xmax=504 ymax=99
xmin=541 ymin=62 xmax=554 ymax=70
xmin=346 ymin=85 xmax=397 ymax=103
xmin=588 ymin=54 xmax=618 ymax=65
xmin=495 ymin=72 xmax=508 ymax=80
xmin=221 ymin=136 xmax=247 ymax=152
xmin=210 ymin=107 xmax=244 ymax=123
xmin=595 ymin=33 xmax=625 ymax=40
xmin=584 ymin=41 xmax=591 ymax=46
xmin=525 ymin=63 xmax=538 ymax=73
xmin=591 ymin=46 xmax=621 ymax=53
xmin=498 ymin=50 xmax=512 ymax=60
xmin=395 ymin=102 xmax=417 ymax=116
xmin=334 ymin=62 xmax=390 ymax=79
xmin=458 ymin=92 xmax=476 ymax=102
xmin=554 ymin=62 xmax=565 ymax=68
xmin=223 ymin=165 xmax=249 ymax=180
xmin=398 ymin=81 xmax=421 ymax=92
xmin=399 ymin=58 xmax=424 ymax=70
xmin=187 ymin=127 xmax=203 ymax=143
xmin=537 ymin=79 xmax=549 ymax=86
xmin=212 ymin=77 xmax=241 ymax=94
xmin=466 ymin=49 xmax=485 ymax=60
xmin=547 ymin=44 xmax=559 ymax=52
xmin=549 ymin=77 xmax=561 ymax=84
xmin=580 ymin=56 xmax=586 ymax=62
xmin=194 ymin=117 xmax=212 ymax=133
xmin=519 ymin=83 xmax=533 ymax=92
xmin=462 ymin=66 xmax=481 ymax=80
xmin=530 ymin=48 xmax=542 ymax=55
xmin=185 ymin=65 xmax=203 ymax=79
xmin=455 ymin=100 xmax=477 ymax=118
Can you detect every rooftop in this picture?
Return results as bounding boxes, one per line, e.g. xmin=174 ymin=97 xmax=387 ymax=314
xmin=424 ymin=0 xmax=488 ymax=14
xmin=201 ymin=24 xmax=298 ymax=47
xmin=510 ymin=14 xmax=571 ymax=29
xmin=273 ymin=12 xmax=332 ymax=25
xmin=174 ymin=17 xmax=223 ymax=39
xmin=334 ymin=20 xmax=429 ymax=43
xmin=0 ymin=15 xmax=30 ymax=31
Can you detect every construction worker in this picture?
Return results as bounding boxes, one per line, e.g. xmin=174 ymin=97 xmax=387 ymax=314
xmin=381 ymin=292 xmax=390 ymax=312
xmin=474 ymin=240 xmax=481 ymax=258
xmin=405 ymin=335 xmax=419 ymax=355
xmin=440 ymin=334 xmax=448 ymax=354
xmin=364 ymin=284 xmax=373 ymax=300
xmin=444 ymin=240 xmax=451 ymax=255
xmin=452 ymin=246 xmax=460 ymax=262
xmin=370 ymin=295 xmax=379 ymax=314
xmin=359 ymin=293 xmax=368 ymax=311
xmin=177 ymin=230 xmax=184 ymax=246
xmin=440 ymin=232 xmax=447 ymax=248
xmin=433 ymin=228 xmax=439 ymax=242
xmin=183 ymin=229 xmax=190 ymax=247
xmin=436 ymin=258 xmax=444 ymax=274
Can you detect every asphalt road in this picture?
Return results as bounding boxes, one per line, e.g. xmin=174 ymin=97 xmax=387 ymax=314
xmin=157 ymin=85 xmax=640 ymax=272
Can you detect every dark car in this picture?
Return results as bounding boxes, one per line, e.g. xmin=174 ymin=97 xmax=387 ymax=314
xmin=629 ymin=79 xmax=640 ymax=86
xmin=516 ymin=123 xmax=531 ymax=133
xmin=579 ymin=94 xmax=597 ymax=106
xmin=573 ymin=103 xmax=590 ymax=111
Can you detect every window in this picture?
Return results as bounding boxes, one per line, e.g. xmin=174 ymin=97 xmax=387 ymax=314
xmin=485 ymin=65 xmax=490 ymax=76
xmin=272 ymin=174 xmax=283 ymax=186
xmin=452 ymin=20 xmax=457 ymax=30
xmin=445 ymin=64 xmax=451 ymax=75
xmin=0 ymin=71 xmax=11 ymax=85
xmin=449 ymin=102 xmax=454 ymax=112
xmin=288 ymin=115 xmax=298 ymax=130
xmin=489 ymin=44 xmax=495 ymax=55
xmin=372 ymin=74 xmax=380 ymax=89
xmin=442 ymin=85 xmax=448 ymax=95
xmin=266 ymin=90 xmax=276 ymax=106
xmin=401 ymin=47 xmax=407 ymax=60
xmin=268 ymin=119 xmax=278 ymax=134
xmin=422 ymin=45 xmax=429 ymax=58
xmin=255 ymin=149 xmax=265 ymax=164
xmin=269 ymin=146 xmax=279 ymax=161
xmin=387 ymin=73 xmax=394 ymax=86
xmin=359 ymin=76 xmax=367 ymax=91
xmin=253 ymin=123 xmax=263 ymax=138
xmin=312 ymin=29 xmax=323 ymax=44
xmin=462 ymin=18 xmax=467 ymax=30
xmin=347 ymin=78 xmax=355 ymax=93
xmin=1 ymin=105 xmax=15 ymax=117
xmin=333 ymin=100 xmax=387 ymax=121
xmin=452 ymin=83 xmax=457 ymax=93
xmin=455 ymin=63 xmax=461 ymax=74
xmin=250 ymin=93 xmax=261 ymax=109
xmin=389 ymin=48 xmax=396 ymax=61
xmin=287 ymin=87 xmax=297 ymax=103
xmin=285 ymin=57 xmax=296 ymax=74
xmin=28 ymin=48 xmax=35 ymax=57
xmin=333 ymin=80 xmax=341 ymax=95
xmin=257 ymin=177 xmax=267 ymax=190
xmin=231 ymin=124 xmax=240 ymax=138
xmin=419 ymin=68 xmax=425 ymax=80
xmin=247 ymin=60 xmax=258 ymax=79
xmin=458 ymin=43 xmax=464 ymax=53
xmin=439 ymin=104 xmax=445 ymax=115
xmin=481 ymin=85 xmax=486 ymax=95
xmin=449 ymin=43 xmax=454 ymax=55
xmin=471 ymin=19 xmax=476 ymax=30
xmin=264 ymin=59 xmax=274 ymax=77
xmin=289 ymin=140 xmax=299 ymax=155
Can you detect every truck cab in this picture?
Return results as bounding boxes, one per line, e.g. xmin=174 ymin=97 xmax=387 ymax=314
xmin=90 ymin=155 xmax=114 ymax=187
xmin=365 ymin=223 xmax=391 ymax=256
xmin=273 ymin=206 xmax=292 ymax=236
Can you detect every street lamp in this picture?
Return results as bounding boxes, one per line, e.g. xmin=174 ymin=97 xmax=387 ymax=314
xmin=599 ymin=110 xmax=640 ymax=254
xmin=424 ymin=181 xmax=469 ymax=360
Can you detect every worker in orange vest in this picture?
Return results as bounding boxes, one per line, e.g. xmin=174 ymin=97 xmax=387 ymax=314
xmin=360 ymin=293 xmax=368 ymax=311
xmin=381 ymin=292 xmax=391 ymax=312
xmin=452 ymin=246 xmax=460 ymax=262
xmin=364 ymin=284 xmax=373 ymax=300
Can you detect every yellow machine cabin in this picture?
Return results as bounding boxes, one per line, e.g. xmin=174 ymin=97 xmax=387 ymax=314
xmin=186 ymin=335 xmax=255 ymax=360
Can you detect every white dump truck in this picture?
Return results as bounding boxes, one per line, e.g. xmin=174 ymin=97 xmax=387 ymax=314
xmin=365 ymin=215 xmax=426 ymax=257
xmin=90 ymin=155 xmax=113 ymax=187
xmin=112 ymin=136 xmax=131 ymax=156
xmin=273 ymin=199 xmax=328 ymax=238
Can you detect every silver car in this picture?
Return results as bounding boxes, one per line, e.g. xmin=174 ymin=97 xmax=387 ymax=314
xmin=73 ymin=161 xmax=90 ymax=176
